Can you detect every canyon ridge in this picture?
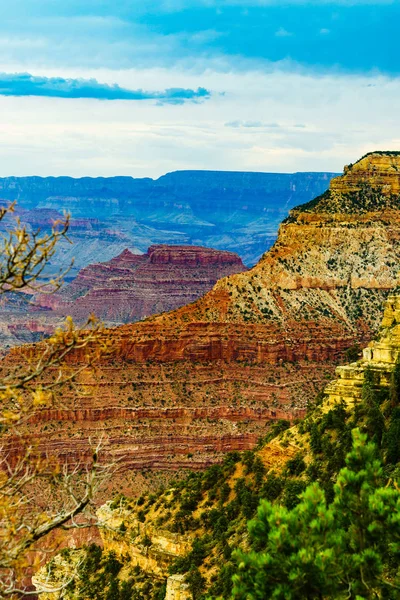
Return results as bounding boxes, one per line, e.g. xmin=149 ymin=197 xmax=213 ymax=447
xmin=0 ymin=170 xmax=337 ymax=274
xmin=8 ymin=151 xmax=400 ymax=494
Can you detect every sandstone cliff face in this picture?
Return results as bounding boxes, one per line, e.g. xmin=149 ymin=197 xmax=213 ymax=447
xmin=36 ymin=245 xmax=247 ymax=324
xmin=34 ymin=503 xmax=192 ymax=600
xmin=324 ymin=283 xmax=400 ymax=406
xmin=329 ymin=152 xmax=400 ymax=199
xmin=7 ymin=152 xmax=400 ymax=484
xmin=97 ymin=504 xmax=192 ymax=575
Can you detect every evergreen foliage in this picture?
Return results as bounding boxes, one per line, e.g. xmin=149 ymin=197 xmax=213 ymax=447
xmin=51 ymin=545 xmax=166 ymax=600
xmin=231 ymin=430 xmax=400 ymax=600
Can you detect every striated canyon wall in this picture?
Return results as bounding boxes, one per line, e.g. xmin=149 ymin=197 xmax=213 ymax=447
xmin=33 ymin=277 xmax=400 ymax=600
xmin=36 ymin=245 xmax=247 ymax=324
xmin=6 ymin=152 xmax=400 ymax=488
xmin=0 ymin=244 xmax=246 ymax=348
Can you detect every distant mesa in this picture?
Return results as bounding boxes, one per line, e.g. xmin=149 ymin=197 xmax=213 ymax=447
xmin=35 ymin=244 xmax=247 ymax=324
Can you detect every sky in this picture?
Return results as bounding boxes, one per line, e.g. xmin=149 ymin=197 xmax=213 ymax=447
xmin=0 ymin=0 xmax=399 ymax=177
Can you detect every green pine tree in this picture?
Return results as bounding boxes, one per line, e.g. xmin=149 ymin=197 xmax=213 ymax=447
xmin=362 ymin=368 xmax=385 ymax=447
xmin=230 ymin=430 xmax=400 ymax=600
xmin=390 ymin=355 xmax=400 ymax=408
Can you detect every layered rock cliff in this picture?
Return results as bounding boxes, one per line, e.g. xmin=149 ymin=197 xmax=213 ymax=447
xmin=37 ymin=245 xmax=246 ymax=324
xmin=0 ymin=245 xmax=245 ymax=348
xmin=7 ymin=152 xmax=400 ymax=485
xmin=32 ymin=229 xmax=400 ymax=600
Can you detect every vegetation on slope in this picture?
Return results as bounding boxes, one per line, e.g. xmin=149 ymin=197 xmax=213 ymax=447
xmin=232 ymin=430 xmax=400 ymax=599
xmin=45 ymin=357 xmax=400 ymax=599
xmin=287 ymin=184 xmax=400 ymax=217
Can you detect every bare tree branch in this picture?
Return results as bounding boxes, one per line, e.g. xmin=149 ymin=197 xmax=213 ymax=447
xmin=0 ymin=203 xmax=111 ymax=598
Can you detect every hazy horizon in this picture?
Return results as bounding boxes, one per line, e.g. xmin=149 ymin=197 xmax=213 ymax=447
xmin=0 ymin=166 xmax=342 ymax=179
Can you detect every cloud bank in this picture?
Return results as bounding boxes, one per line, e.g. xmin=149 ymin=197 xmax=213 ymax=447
xmin=0 ymin=1 xmax=397 ymax=177
xmin=0 ymin=73 xmax=211 ymax=103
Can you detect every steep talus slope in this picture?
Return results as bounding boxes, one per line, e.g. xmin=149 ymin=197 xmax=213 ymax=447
xmin=7 ymin=152 xmax=400 ymax=481
xmin=37 ymin=245 xmax=246 ymax=324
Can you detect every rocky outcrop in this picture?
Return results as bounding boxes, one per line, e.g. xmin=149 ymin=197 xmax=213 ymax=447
xmin=325 ymin=281 xmax=400 ymax=405
xmin=98 ymin=505 xmax=192 ymax=600
xmin=36 ymin=245 xmax=247 ymax=323
xmin=33 ymin=503 xmax=192 ymax=600
xmin=332 ymin=151 xmax=400 ymax=197
xmin=165 ymin=575 xmax=190 ymax=600
xmin=6 ymin=152 xmax=400 ymax=486
xmin=97 ymin=504 xmax=192 ymax=575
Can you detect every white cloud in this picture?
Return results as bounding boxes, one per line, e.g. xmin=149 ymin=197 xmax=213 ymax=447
xmin=0 ymin=66 xmax=398 ymax=177
xmin=275 ymin=27 xmax=293 ymax=37
xmin=225 ymin=120 xmax=281 ymax=128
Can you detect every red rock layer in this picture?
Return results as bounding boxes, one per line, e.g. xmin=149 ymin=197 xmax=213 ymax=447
xmin=37 ymin=245 xmax=247 ymax=323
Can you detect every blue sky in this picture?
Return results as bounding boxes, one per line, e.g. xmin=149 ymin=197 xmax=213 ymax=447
xmin=0 ymin=0 xmax=398 ymax=176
